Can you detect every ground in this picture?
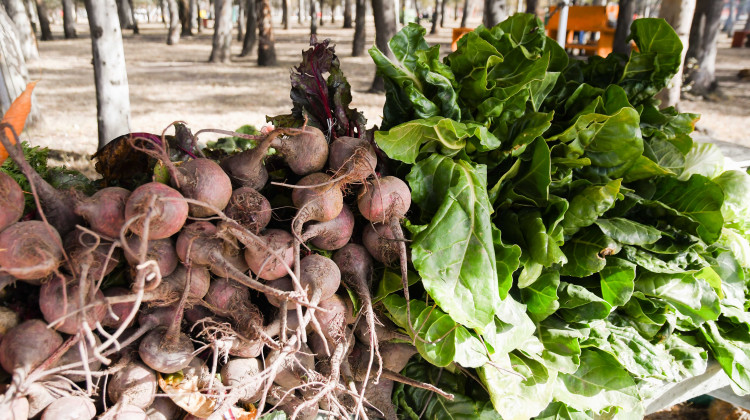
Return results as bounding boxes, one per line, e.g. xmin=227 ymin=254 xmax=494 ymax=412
xmin=22 ymin=18 xmax=750 ymax=174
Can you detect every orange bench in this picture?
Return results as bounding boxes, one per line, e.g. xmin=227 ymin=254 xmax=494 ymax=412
xmin=546 ymin=5 xmax=619 ymax=57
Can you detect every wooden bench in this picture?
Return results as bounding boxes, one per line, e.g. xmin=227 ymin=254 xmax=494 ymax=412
xmin=546 ymin=5 xmax=619 ymax=57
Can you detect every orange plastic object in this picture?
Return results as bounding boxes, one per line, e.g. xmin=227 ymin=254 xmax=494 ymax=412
xmin=546 ymin=5 xmax=618 ymax=57
xmin=452 ymin=27 xmax=473 ymax=51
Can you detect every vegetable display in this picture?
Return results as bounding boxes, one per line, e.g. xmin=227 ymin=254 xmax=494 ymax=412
xmin=0 ymin=13 xmax=748 ymax=420
xmin=369 ymin=14 xmax=750 ymax=419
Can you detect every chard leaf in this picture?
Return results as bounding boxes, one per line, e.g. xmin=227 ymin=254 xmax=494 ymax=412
xmin=635 ymin=272 xmax=721 ymax=327
xmin=622 ymin=155 xmax=675 ymax=182
xmin=595 ymin=218 xmax=661 ymax=246
xmin=407 ymin=155 xmax=498 ymax=328
xmin=485 ymin=295 xmax=537 ymax=356
xmin=561 ymin=179 xmax=622 ymax=236
xmin=534 ymin=402 xmax=593 ymax=420
xmin=700 ymin=321 xmax=750 ymax=394
xmin=553 ymin=349 xmax=643 ymax=417
xmin=599 ymin=257 xmax=636 ymax=307
xmin=520 ymin=271 xmax=560 ymax=322
xmin=374 ymin=117 xmax=470 ymax=163
xmin=536 ymin=317 xmax=585 ymax=374
xmin=714 ymin=170 xmax=750 ymax=225
xmin=605 ymin=316 xmax=677 ymax=380
xmin=557 ymin=282 xmax=612 ymax=323
xmin=679 ymin=142 xmax=725 ymax=181
xmin=560 ymin=226 xmax=620 ymax=278
xmin=664 ymin=334 xmax=708 ymax=379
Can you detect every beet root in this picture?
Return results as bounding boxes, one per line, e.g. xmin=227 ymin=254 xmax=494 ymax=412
xmin=75 ymin=186 xmax=131 ymax=238
xmin=64 ymin=228 xmax=122 ymax=281
xmin=299 ymin=254 xmax=341 ymax=303
xmin=0 ymin=397 xmax=29 ymax=420
xmin=0 ymin=220 xmax=63 ymax=281
xmin=124 ymin=236 xmax=179 ymax=278
xmin=0 ymin=319 xmax=63 ymax=374
xmin=301 ymin=203 xmax=355 ymax=251
xmin=41 ymin=396 xmax=97 ymax=420
xmin=0 ymin=172 xmax=24 ymax=233
xmin=124 ymin=182 xmax=189 ymax=240
xmin=358 ymin=176 xmax=411 ymax=224
xmin=240 ymin=228 xmax=294 ymax=281
xmin=362 ymin=223 xmax=399 ymax=264
xmin=292 ymin=173 xmax=345 ymax=229
xmin=39 ymin=275 xmax=107 ymax=334
xmin=171 ymin=158 xmax=232 ymax=217
xmin=328 ymin=135 xmax=378 ymax=185
xmin=272 ymin=126 xmax=329 ymax=176
xmin=221 ymin=357 xmax=263 ymax=403
xmin=224 ymin=187 xmax=272 ymax=233
xmin=107 ymin=361 xmax=157 ymax=409
xmin=138 ymin=326 xmax=195 ymax=374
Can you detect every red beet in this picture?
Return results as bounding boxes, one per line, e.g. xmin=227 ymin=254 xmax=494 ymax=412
xmin=123 ymin=236 xmax=179 ymax=279
xmin=0 ymin=319 xmax=63 ymax=374
xmin=301 ymin=204 xmax=355 ymax=251
xmin=75 ymin=187 xmax=131 ymax=238
xmin=170 ymin=158 xmax=232 ymax=217
xmin=0 ymin=172 xmax=24 ymax=233
xmin=224 ymin=187 xmax=272 ymax=233
xmin=124 ymin=182 xmax=189 ymax=240
xmin=64 ymin=228 xmax=122 ymax=281
xmin=327 ymin=135 xmax=377 ymax=185
xmin=39 ymin=274 xmax=107 ymax=334
xmin=0 ymin=220 xmax=63 ymax=281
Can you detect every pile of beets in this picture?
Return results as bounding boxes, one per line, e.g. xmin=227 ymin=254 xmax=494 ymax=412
xmin=0 ymin=122 xmax=424 ymax=420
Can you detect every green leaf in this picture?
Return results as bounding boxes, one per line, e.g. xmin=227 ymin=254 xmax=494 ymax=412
xmin=521 ymin=271 xmax=560 ymax=322
xmin=635 ymin=272 xmax=721 ymax=328
xmin=373 ymin=268 xmax=421 ymax=304
xmin=560 ymin=226 xmax=621 ymax=278
xmin=557 ymin=282 xmax=612 ymax=323
xmin=595 ymin=218 xmax=661 ymax=246
xmin=374 ymin=117 xmax=471 ymax=164
xmin=553 ymin=349 xmax=643 ymax=417
xmin=599 ymin=257 xmax=636 ymax=307
xmin=700 ymin=321 xmax=750 ymax=394
xmin=679 ymin=142 xmax=725 ymax=181
xmin=485 ymin=296 xmax=537 ymax=357
xmin=534 ymin=402 xmax=593 ymax=420
xmin=714 ymin=170 xmax=750 ymax=225
xmin=407 ymin=156 xmax=499 ymax=329
xmin=561 ymin=179 xmax=622 ymax=236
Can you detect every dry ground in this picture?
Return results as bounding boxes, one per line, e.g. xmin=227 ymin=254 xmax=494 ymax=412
xmin=20 ymin=17 xmax=750 ymax=166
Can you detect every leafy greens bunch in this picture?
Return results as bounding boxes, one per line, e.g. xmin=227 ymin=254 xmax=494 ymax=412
xmin=370 ymin=14 xmax=750 ymax=419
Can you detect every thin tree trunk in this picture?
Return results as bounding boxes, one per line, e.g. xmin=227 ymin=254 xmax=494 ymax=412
xmin=319 ymin=0 xmax=324 ymax=26
xmin=258 ymin=0 xmax=277 ymax=66
xmin=723 ymin=0 xmax=735 ymax=33
xmin=440 ymin=0 xmax=446 ymax=26
xmin=298 ymin=0 xmax=303 ymax=22
xmin=460 ymin=0 xmax=470 ymax=27
xmin=414 ymin=0 xmax=421 ymax=24
xmin=331 ymin=1 xmax=335 ymax=23
xmin=283 ymin=0 xmax=290 ymax=28
xmin=343 ymin=0 xmax=352 ymax=27
xmin=160 ymin=0 xmax=168 ymax=24
xmin=656 ymin=0 xmax=696 ymax=108
xmin=25 ymin=0 xmax=38 ymax=34
xmin=430 ymin=0 xmax=438 ymax=33
xmin=190 ymin=0 xmax=199 ymax=33
xmin=116 ymin=0 xmax=134 ymax=29
xmin=167 ymin=0 xmax=181 ymax=44
xmin=0 ymin=3 xmax=39 ymax=123
xmin=686 ymin=0 xmax=723 ymax=95
xmin=483 ymin=0 xmax=506 ymax=28
xmin=209 ymin=0 xmax=232 ymax=63
xmin=128 ymin=0 xmax=140 ymax=34
xmin=352 ymin=0 xmax=366 ymax=55
xmin=370 ymin=0 xmax=397 ymax=92
xmin=34 ymin=0 xmax=52 ymax=41
xmin=83 ymin=0 xmax=132 ymax=148
xmin=240 ymin=0 xmax=257 ymax=56
xmin=180 ymin=0 xmax=191 ymax=36
xmin=62 ymin=0 xmax=77 ymax=38
xmin=238 ymin=0 xmax=245 ymax=41
xmin=3 ymin=0 xmax=39 ymax=58
xmin=525 ymin=0 xmax=537 ymax=15
xmin=613 ymin=0 xmax=636 ymax=55
xmin=310 ymin=0 xmax=318 ymax=34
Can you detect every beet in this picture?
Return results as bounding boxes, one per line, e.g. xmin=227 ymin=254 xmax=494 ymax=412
xmin=102 ymin=287 xmax=137 ymax=329
xmin=299 ymin=254 xmax=341 ymax=304
xmin=358 ymin=176 xmax=411 ymax=224
xmin=138 ymin=326 xmax=194 ymax=374
xmin=170 ymin=158 xmax=232 ymax=217
xmin=221 ymin=357 xmax=263 ymax=403
xmin=0 ymin=319 xmax=63 ymax=374
xmin=291 ymin=173 xmax=345 ymax=230
xmin=75 ymin=187 xmax=131 ymax=238
xmin=362 ymin=223 xmax=399 ymax=264
xmin=39 ymin=275 xmax=107 ymax=334
xmin=224 ymin=187 xmax=272 ymax=233
xmin=272 ymin=126 xmax=329 ymax=175
xmin=301 ymin=204 xmax=355 ymax=251
xmin=240 ymin=228 xmax=294 ymax=281
xmin=107 ymin=361 xmax=157 ymax=409
xmin=0 ymin=397 xmax=29 ymax=420
xmin=145 ymin=398 xmax=181 ymax=420
xmin=55 ymin=334 xmax=102 ymax=382
xmin=64 ymin=228 xmax=122 ymax=281
xmin=0 ymin=220 xmax=63 ymax=281
xmin=124 ymin=182 xmax=189 ymax=240
xmin=41 ymin=396 xmax=96 ymax=420
xmin=124 ymin=236 xmax=179 ymax=279
xmin=327 ymin=135 xmax=377 ymax=185
xmin=100 ymin=404 xmax=149 ymax=419
xmin=0 ymin=172 xmax=24 ymax=233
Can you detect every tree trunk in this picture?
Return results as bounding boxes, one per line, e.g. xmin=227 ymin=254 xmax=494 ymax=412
xmin=3 ymin=0 xmax=39 ymax=57
xmin=0 ymin=3 xmax=39 ymax=124
xmin=613 ymin=0 xmax=636 ymax=55
xmin=283 ymin=0 xmax=290 ymax=28
xmin=723 ymin=0 xmax=735 ymax=33
xmin=319 ymin=0 xmax=324 ymax=26
xmin=62 ymin=0 xmax=77 ymax=38
xmin=525 ymin=0 xmax=537 ymax=15
xmin=25 ymin=0 xmax=38 ymax=34
xmin=656 ymin=0 xmax=696 ymax=108
xmin=483 ymin=0 xmax=506 ymax=28
xmin=298 ymin=0 xmax=303 ymax=23
xmin=160 ymin=0 xmax=168 ymax=24
xmin=310 ymin=0 xmax=318 ymax=34
xmin=414 ymin=0 xmax=421 ymax=24
xmin=116 ymin=0 xmax=134 ymax=29
xmin=33 ymin=0 xmax=52 ymax=41
xmin=352 ymin=0 xmax=366 ymax=55
xmin=179 ymin=0 xmax=191 ymax=36
xmin=128 ymin=0 xmax=140 ymax=34
xmin=440 ymin=0 xmax=446 ymax=26
xmin=331 ymin=1 xmax=335 ymax=23
xmin=190 ymin=0 xmax=199 ymax=33
xmin=237 ymin=0 xmax=245 ymax=40
xmin=84 ymin=0 xmax=132 ymax=148
xmin=430 ymin=0 xmax=438 ymax=33
xmin=240 ymin=0 xmax=257 ymax=56
xmin=167 ymin=0 xmax=181 ymax=44
xmin=343 ymin=0 xmax=352 ymax=27
xmin=460 ymin=0 xmax=470 ymax=27
xmin=209 ymin=0 xmax=232 ymax=62
xmin=370 ymin=0 xmax=397 ymax=92
xmin=258 ymin=0 xmax=276 ymax=66
xmin=686 ymin=0 xmax=723 ymax=95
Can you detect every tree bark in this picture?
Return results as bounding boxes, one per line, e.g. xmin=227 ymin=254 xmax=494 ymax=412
xmin=430 ymin=0 xmax=439 ymax=33
xmin=241 ymin=0 xmax=257 ymax=56
xmin=723 ymin=0 xmax=735 ymax=33
xmin=34 ymin=0 xmax=52 ymax=41
xmin=298 ymin=0 xmax=303 ymax=23
xmin=237 ymin=0 xmax=245 ymax=41
xmin=160 ymin=0 xmax=168 ymax=24
xmin=370 ymin=0 xmax=397 ymax=92
xmin=3 ymin=0 xmax=39 ymax=57
xmin=0 ymin=3 xmax=39 ymax=123
xmin=685 ymin=0 xmax=723 ymax=95
xmin=116 ymin=0 xmax=134 ymax=29
xmin=331 ymin=1 xmax=335 ymax=23
xmin=352 ymin=0 xmax=366 ymax=55
xmin=613 ymin=0 xmax=636 ymax=55
xmin=310 ymin=0 xmax=318 ymax=34
xmin=24 ymin=0 xmax=38 ymax=34
xmin=179 ymin=0 xmax=191 ymax=36
xmin=656 ymin=0 xmax=696 ymax=108
xmin=209 ymin=0 xmax=232 ymax=62
xmin=343 ymin=0 xmax=352 ymax=27
xmin=319 ymin=0 xmax=324 ymax=26
xmin=62 ymin=0 xmax=77 ymax=38
xmin=283 ymin=0 xmax=290 ymax=28
xmin=482 ymin=0 xmax=506 ymax=28
xmin=258 ymin=0 xmax=276 ymax=66
xmin=414 ymin=0 xmax=421 ymax=24
xmin=84 ymin=0 xmax=132 ymax=149
xmin=440 ymin=0 xmax=446 ymax=26
xmin=129 ymin=0 xmax=140 ymax=34
xmin=167 ymin=0 xmax=181 ymax=44
xmin=189 ymin=0 xmax=199 ymax=33
xmin=460 ymin=0 xmax=470 ymax=27
xmin=525 ymin=0 xmax=537 ymax=15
